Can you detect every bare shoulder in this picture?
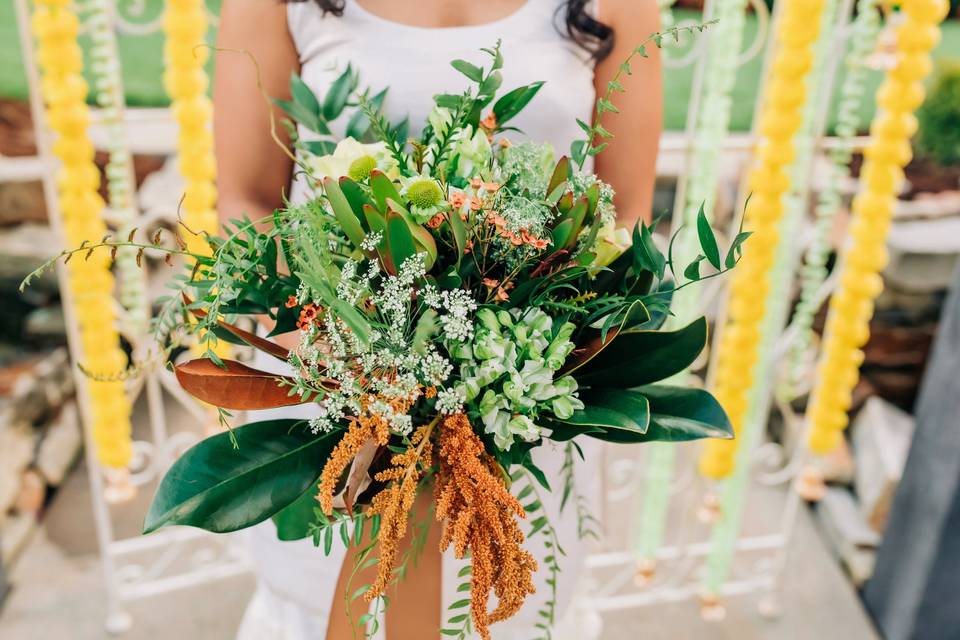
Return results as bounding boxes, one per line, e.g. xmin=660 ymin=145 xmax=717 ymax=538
xmin=219 ymin=0 xmax=290 ymax=34
xmin=597 ymin=0 xmax=659 ymax=26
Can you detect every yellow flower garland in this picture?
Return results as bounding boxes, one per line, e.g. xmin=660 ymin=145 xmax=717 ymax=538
xmin=699 ymin=0 xmax=829 ymax=479
xmin=163 ymin=0 xmax=218 ymax=255
xmin=806 ymin=0 xmax=947 ymax=455
xmin=163 ymin=0 xmax=231 ymax=360
xmin=30 ymin=0 xmax=132 ymax=469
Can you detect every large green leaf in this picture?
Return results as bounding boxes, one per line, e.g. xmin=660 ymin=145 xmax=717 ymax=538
xmin=323 ymin=177 xmax=366 ymax=249
xmin=370 ymin=170 xmax=403 ymax=211
xmin=547 ymin=386 xmax=732 ymax=444
xmin=548 ymin=389 xmax=649 ymax=443
xmin=639 ymin=384 xmax=734 ymax=441
xmin=559 ymin=300 xmax=649 ymax=376
xmin=322 ymin=65 xmax=355 ymax=121
xmin=574 ymin=316 xmax=708 ymax=388
xmin=144 ymin=420 xmax=342 ymax=534
xmin=492 ymin=82 xmax=544 ymax=125
xmin=339 ymin=177 xmax=373 ymax=226
xmin=386 ymin=211 xmax=417 ymax=271
xmin=272 ymin=481 xmax=320 ymax=541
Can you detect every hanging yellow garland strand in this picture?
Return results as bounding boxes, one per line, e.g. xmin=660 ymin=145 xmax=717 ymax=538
xmin=162 ymin=0 xmax=218 ymax=255
xmin=806 ymin=0 xmax=947 ymax=455
xmin=30 ymin=0 xmax=132 ymax=469
xmin=699 ymin=0 xmax=829 ymax=479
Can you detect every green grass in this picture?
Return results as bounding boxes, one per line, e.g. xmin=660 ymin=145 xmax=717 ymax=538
xmin=1 ymin=2 xmax=958 ymax=131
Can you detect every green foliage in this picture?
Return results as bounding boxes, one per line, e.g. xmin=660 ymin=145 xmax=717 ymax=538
xmin=573 ymin=316 xmax=708 ymax=387
xmin=917 ymin=61 xmax=960 ymax=166
xmin=144 ymin=419 xmax=344 ymax=534
xmin=441 ymin=563 xmax=475 ymax=638
xmin=571 ymin=21 xmax=718 ymax=168
xmin=548 ymin=385 xmax=733 ymax=444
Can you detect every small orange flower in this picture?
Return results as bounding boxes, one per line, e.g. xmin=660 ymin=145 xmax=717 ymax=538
xmin=469 ymin=196 xmax=483 ymax=211
xmin=499 ymin=138 xmax=512 ymax=149
xmin=449 ymin=192 xmax=468 ymax=208
xmin=285 ymin=295 xmax=298 ymax=308
xmin=482 ymin=278 xmax=500 ymax=289
xmin=297 ymin=303 xmax=319 ymax=330
xmin=424 ymin=386 xmax=437 ymax=398
xmin=480 ymin=111 xmax=497 ymax=130
xmin=427 ymin=213 xmax=446 ymax=229
xmin=494 ymin=287 xmax=510 ymax=302
xmin=486 ymin=214 xmax=506 ymax=227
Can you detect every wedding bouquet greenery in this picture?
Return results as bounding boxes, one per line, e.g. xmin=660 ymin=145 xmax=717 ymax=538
xmin=26 ymin=28 xmax=742 ymax=639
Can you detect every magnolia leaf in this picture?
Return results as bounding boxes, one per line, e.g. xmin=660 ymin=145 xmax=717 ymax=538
xmin=145 ymin=420 xmax=343 ymax=534
xmin=174 ymin=358 xmax=310 ymax=410
xmin=574 ymin=316 xmax=708 ymax=388
xmin=560 ymin=300 xmax=650 ymax=375
xmin=634 ymin=384 xmax=734 ymax=442
xmin=272 ymin=481 xmax=321 ymax=541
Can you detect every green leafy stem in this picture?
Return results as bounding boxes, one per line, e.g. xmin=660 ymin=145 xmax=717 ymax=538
xmin=573 ymin=20 xmax=718 ymax=168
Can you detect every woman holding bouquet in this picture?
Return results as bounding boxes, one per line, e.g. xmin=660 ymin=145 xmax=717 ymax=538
xmin=213 ymin=0 xmax=662 ymax=637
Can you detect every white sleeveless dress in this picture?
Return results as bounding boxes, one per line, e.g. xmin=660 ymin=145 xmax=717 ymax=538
xmin=237 ymin=2 xmax=602 ymax=638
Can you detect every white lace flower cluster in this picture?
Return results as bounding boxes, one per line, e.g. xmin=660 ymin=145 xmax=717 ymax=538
xmin=447 ymin=307 xmax=584 ymax=450
xmin=420 ymin=284 xmax=478 ymax=344
xmin=294 ymin=254 xmax=462 ymax=435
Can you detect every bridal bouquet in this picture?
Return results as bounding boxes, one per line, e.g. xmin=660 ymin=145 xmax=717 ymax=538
xmin=29 ymin=28 xmax=742 ymax=639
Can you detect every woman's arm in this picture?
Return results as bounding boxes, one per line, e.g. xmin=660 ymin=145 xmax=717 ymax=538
xmin=594 ymin=0 xmax=663 ymax=229
xmin=214 ymin=0 xmax=299 ymax=226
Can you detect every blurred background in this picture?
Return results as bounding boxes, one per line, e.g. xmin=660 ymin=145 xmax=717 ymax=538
xmin=1 ymin=0 xmax=960 ymax=639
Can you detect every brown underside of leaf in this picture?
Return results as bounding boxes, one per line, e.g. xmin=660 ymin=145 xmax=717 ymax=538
xmin=174 ymin=358 xmax=307 ymax=410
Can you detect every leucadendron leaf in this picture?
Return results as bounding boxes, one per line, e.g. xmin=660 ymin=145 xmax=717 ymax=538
xmin=145 ymin=420 xmax=344 ymax=534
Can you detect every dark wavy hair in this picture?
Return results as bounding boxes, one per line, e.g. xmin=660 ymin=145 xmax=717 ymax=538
xmin=286 ymin=0 xmax=615 ymax=61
